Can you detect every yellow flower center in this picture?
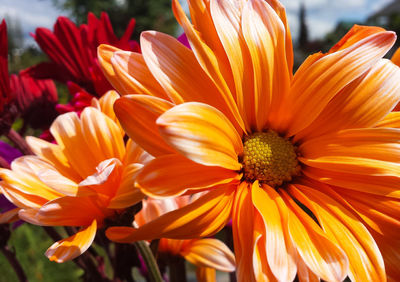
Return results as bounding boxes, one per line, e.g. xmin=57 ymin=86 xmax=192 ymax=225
xmin=242 ymin=131 xmax=300 ymax=187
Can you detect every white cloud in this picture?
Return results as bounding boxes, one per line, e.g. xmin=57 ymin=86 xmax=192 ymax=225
xmin=332 ymin=0 xmax=367 ymax=8
xmin=281 ymin=0 xmax=393 ymax=39
xmin=370 ymin=0 xmax=393 ymax=13
xmin=0 ymin=0 xmax=67 ymax=46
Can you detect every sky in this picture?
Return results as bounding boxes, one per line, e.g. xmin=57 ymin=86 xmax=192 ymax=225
xmin=281 ymin=0 xmax=393 ymax=39
xmin=0 ymin=0 xmax=395 ymax=47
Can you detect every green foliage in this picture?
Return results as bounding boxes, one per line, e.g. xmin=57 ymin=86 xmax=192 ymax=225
xmin=52 ymin=0 xmax=178 ymax=37
xmin=8 ymin=47 xmax=47 ymax=74
xmin=0 ymin=224 xmax=83 ymax=282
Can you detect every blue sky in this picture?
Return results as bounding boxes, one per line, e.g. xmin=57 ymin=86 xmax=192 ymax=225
xmin=281 ymin=0 xmax=393 ymax=39
xmin=0 ymin=0 xmax=394 ymax=47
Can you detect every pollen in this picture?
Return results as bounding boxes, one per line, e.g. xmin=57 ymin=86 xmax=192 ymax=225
xmin=242 ymin=131 xmax=300 ymax=187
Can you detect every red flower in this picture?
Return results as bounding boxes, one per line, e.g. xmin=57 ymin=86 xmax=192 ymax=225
xmin=0 ymin=20 xmax=13 ymax=112
xmin=23 ymin=12 xmax=139 ymax=96
xmin=55 ymin=82 xmax=93 ymax=116
xmin=0 ymin=20 xmax=18 ymax=135
xmin=10 ymin=73 xmax=58 ymax=129
xmin=40 ymin=82 xmax=95 ymax=142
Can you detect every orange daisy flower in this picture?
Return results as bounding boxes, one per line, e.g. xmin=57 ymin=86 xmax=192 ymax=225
xmin=0 ymin=91 xmax=148 ymax=262
xmin=100 ymin=0 xmax=400 ymax=281
xmin=136 ymin=195 xmax=235 ymax=281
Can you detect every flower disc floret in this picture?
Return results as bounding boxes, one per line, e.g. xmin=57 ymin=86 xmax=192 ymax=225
xmin=242 ymin=131 xmax=300 ymax=186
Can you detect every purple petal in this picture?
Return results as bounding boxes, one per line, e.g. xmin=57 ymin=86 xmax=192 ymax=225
xmin=0 ymin=140 xmax=22 ymax=164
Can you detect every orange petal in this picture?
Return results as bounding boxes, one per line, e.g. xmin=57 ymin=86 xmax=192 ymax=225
xmin=106 ymin=185 xmax=235 ymax=242
xmin=299 ymin=130 xmax=400 ymax=188
xmin=45 ymin=220 xmax=97 ymax=262
xmin=97 ymin=44 xmax=129 ymax=94
xmin=296 ymin=59 xmax=400 ymax=140
xmin=107 ymin=163 xmax=144 ymax=209
xmin=300 ymin=155 xmax=400 ymax=178
xmin=26 ymin=136 xmax=81 ymax=182
xmin=50 ymin=112 xmax=98 ymax=179
xmin=123 ymin=139 xmax=152 ymax=165
xmin=10 ymin=156 xmax=78 ymax=197
xmin=210 ymin=0 xmax=254 ymax=132
xmin=141 ymin=31 xmax=225 ymax=106
xmin=195 ymin=267 xmax=216 ymax=282
xmin=280 ymin=190 xmax=349 ymax=282
xmin=181 ymin=238 xmax=235 ymax=272
xmin=336 ymin=188 xmax=400 ymax=238
xmin=0 ymin=157 xmax=63 ymax=201
xmin=80 ymin=107 xmax=125 ymax=163
xmin=295 ymin=251 xmax=320 ymax=282
xmin=35 ymin=166 xmax=78 ymax=197
xmin=172 ymin=0 xmax=245 ymax=133
xmin=114 ymin=95 xmax=176 ymax=157
xmin=135 ymin=198 xmax=178 ymax=226
xmin=264 ymin=0 xmax=293 ymax=74
xmin=329 ymin=25 xmax=385 ymax=53
xmin=19 ymin=196 xmax=104 ymax=226
xmin=371 ymin=234 xmax=400 ymax=281
xmin=290 ymin=185 xmax=386 ymax=282
xmin=96 ymin=90 xmax=121 ymax=125
xmin=252 ymin=226 xmax=278 ymax=282
xmin=0 ymin=181 xmax=47 ymax=209
xmin=375 ymin=111 xmax=400 ymax=128
xmin=186 ymin=0 xmax=232 ymax=76
xmin=137 ymin=153 xmax=239 ymax=197
xmin=303 ymin=165 xmax=400 ymax=198
xmin=77 ymin=158 xmax=123 ymax=204
xmin=110 ymin=50 xmax=168 ymax=98
xmin=0 ymin=208 xmax=20 ymax=224
xmin=252 ymin=184 xmax=297 ymax=281
xmin=241 ymin=0 xmax=291 ymax=131
xmin=157 ymin=102 xmax=242 ymax=170
xmin=391 ymin=46 xmax=400 ymax=67
xmin=141 ymin=31 xmax=242 ymax=132
xmin=300 ymin=127 xmax=400 ymax=163
xmin=286 ymin=30 xmax=395 ymax=136
xmin=232 ymin=182 xmax=257 ymax=282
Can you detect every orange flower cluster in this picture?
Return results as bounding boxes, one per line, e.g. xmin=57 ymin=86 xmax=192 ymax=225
xmin=1 ymin=91 xmax=147 ymax=262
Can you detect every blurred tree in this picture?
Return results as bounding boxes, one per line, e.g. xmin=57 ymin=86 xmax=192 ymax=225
xmin=52 ymin=0 xmax=178 ymax=38
xmin=1 ymin=15 xmax=47 ymax=74
xmin=367 ymin=0 xmax=400 ymax=55
xmin=8 ymin=47 xmax=47 ymax=75
xmin=323 ymin=21 xmax=358 ymax=52
xmin=4 ymin=16 xmax=23 ymax=56
xmin=298 ymin=2 xmax=309 ymax=49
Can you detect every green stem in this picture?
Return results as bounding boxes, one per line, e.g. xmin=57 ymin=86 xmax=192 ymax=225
xmin=1 ymin=246 xmax=28 ymax=282
xmin=134 ymin=241 xmax=163 ymax=282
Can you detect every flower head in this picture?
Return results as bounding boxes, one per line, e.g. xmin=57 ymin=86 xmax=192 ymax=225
xmin=100 ymin=0 xmax=400 ymax=281
xmin=0 ymin=91 xmax=149 ymax=262
xmin=23 ymin=13 xmax=139 ymax=96
xmin=55 ymin=82 xmax=95 ymax=116
xmin=0 ymin=20 xmax=18 ymax=135
xmin=0 ymin=20 xmax=11 ymax=111
xmin=10 ymin=73 xmax=58 ymax=129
